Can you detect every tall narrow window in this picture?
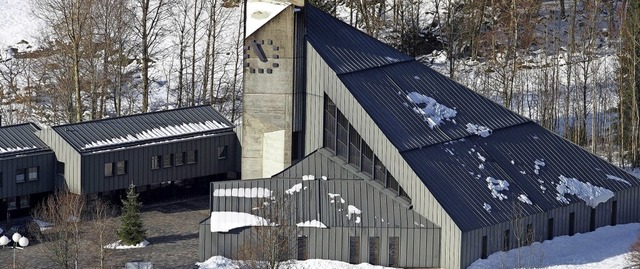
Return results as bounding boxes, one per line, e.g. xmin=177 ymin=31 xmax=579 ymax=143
xmin=388 ymin=236 xmax=399 ymax=267
xmin=348 ymin=125 xmax=361 ymax=168
xmin=547 ymin=218 xmax=554 ymax=240
xmin=481 ymin=235 xmax=488 ymax=259
xmin=336 ymin=111 xmax=349 ymax=160
xmin=104 ymin=162 xmax=114 ymax=177
xmin=297 ymin=235 xmax=308 ymax=260
xmin=15 ymin=169 xmax=25 ymax=183
xmin=387 ymin=173 xmax=400 ymax=194
xmin=361 ymin=142 xmax=374 ymax=176
xmin=349 ymin=236 xmax=360 ymax=264
xmin=399 ymin=186 xmax=411 ymax=203
xmin=369 ymin=236 xmax=380 ymax=265
xmin=569 ymin=212 xmax=575 ymax=236
xmin=374 ymin=157 xmax=386 ymax=186
xmin=611 ymin=201 xmax=617 ymax=226
xmin=116 ymin=161 xmax=127 ymax=175
xmin=503 ymin=229 xmax=510 ymax=251
xmin=175 ymin=152 xmax=184 ymax=166
xmin=163 ymin=154 xmax=172 ymax=168
xmin=324 ymin=96 xmax=337 ymax=152
xmin=526 ymin=224 xmax=534 ymax=244
xmin=151 ymin=155 xmax=160 ymax=170
xmin=218 ymin=146 xmax=228 ymax=160
xmin=590 ymin=208 xmax=596 ymax=231
xmin=28 ymin=167 xmax=38 ymax=181
xmin=187 ymin=150 xmax=198 ymax=164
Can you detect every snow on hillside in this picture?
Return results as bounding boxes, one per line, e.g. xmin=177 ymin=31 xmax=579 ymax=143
xmin=0 ymin=0 xmax=42 ymax=52
xmin=469 ymin=223 xmax=640 ymax=269
xmin=197 ymin=255 xmax=397 ymax=269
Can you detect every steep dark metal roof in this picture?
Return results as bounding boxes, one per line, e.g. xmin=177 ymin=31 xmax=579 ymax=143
xmin=211 ymin=178 xmax=438 ymax=230
xmin=273 ymin=148 xmax=366 ymax=180
xmin=0 ymin=123 xmax=50 ymax=158
xmin=52 ymin=105 xmax=234 ymax=153
xmin=402 ymin=122 xmax=640 ymax=231
xmin=305 ymin=5 xmax=640 ymax=232
xmin=306 ymin=6 xmax=529 ymax=152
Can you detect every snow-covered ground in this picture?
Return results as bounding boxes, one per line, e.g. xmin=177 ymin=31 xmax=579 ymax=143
xmin=469 ymin=223 xmax=640 ymax=269
xmin=196 ymin=255 xmax=396 ymax=269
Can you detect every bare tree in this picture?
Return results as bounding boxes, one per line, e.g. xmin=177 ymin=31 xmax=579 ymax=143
xmin=87 ymin=197 xmax=117 ymax=269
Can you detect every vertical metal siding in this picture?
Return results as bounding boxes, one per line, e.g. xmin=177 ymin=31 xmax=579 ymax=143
xmin=37 ymin=128 xmax=82 ymax=194
xmin=305 ymin=44 xmax=460 ymax=269
xmin=0 ymin=152 xmax=56 ymax=198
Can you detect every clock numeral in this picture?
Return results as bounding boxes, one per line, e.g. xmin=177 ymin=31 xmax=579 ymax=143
xmin=267 ymin=39 xmax=273 ymax=45
xmin=258 ymin=68 xmax=264 ymax=74
xmin=273 ymin=46 xmax=279 ymax=51
xmin=272 ymin=63 xmax=279 ymax=68
xmin=249 ymin=68 xmax=256 ymax=73
xmin=267 ymin=68 xmax=273 ymax=74
xmin=273 ymin=54 xmax=279 ymax=59
xmin=244 ymin=62 xmax=250 ymax=67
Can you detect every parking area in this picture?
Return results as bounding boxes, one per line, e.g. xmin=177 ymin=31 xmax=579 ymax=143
xmin=0 ymin=196 xmax=210 ymax=269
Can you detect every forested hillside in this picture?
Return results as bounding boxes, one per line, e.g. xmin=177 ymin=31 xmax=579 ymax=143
xmin=1 ymin=0 xmax=639 ymax=167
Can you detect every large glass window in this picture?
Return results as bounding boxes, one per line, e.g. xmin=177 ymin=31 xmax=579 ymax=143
xmin=28 ymin=167 xmax=38 ymax=181
xmin=349 ymin=236 xmax=360 ymax=264
xmin=369 ymin=236 xmax=380 ymax=265
xmin=374 ymin=157 xmax=386 ymax=185
xmin=388 ymin=173 xmax=399 ymax=193
xmin=324 ymin=96 xmax=337 ymax=152
xmin=151 ymin=155 xmax=160 ymax=170
xmin=104 ymin=162 xmax=114 ymax=177
xmin=116 ymin=161 xmax=127 ymax=175
xmin=348 ymin=125 xmax=361 ymax=168
xmin=336 ymin=111 xmax=349 ymax=160
xmin=15 ymin=169 xmax=25 ymax=183
xmin=361 ymin=142 xmax=374 ymax=176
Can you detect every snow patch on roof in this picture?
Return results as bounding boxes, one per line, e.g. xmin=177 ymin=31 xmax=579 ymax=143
xmin=534 ymin=159 xmax=545 ymax=175
xmin=476 ymin=152 xmax=487 ymax=162
xmin=556 ymin=175 xmax=614 ymax=208
xmin=285 ymin=183 xmax=305 ymax=195
xmin=518 ymin=194 xmax=532 ymax=205
xmin=606 ymin=174 xmax=631 ymax=185
xmin=483 ymin=203 xmax=492 ymax=213
xmin=213 ymin=187 xmax=272 ymax=198
xmin=486 ymin=177 xmax=509 ymax=200
xmin=405 ymin=92 xmax=457 ymax=128
xmin=296 ymin=220 xmax=327 ymax=228
xmin=83 ymin=120 xmax=228 ymax=149
xmin=210 ymin=212 xmax=272 ymax=232
xmin=246 ymin=0 xmax=291 ymax=38
xmin=465 ymin=123 xmax=492 ymax=137
xmin=0 ymin=145 xmax=37 ymax=154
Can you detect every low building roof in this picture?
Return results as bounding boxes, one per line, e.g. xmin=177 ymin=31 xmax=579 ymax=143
xmin=51 ymin=105 xmax=234 ymax=153
xmin=0 ymin=123 xmax=50 ymax=158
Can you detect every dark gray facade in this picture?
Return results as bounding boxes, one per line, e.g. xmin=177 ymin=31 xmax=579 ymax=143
xmin=199 ymin=178 xmax=441 ymax=268
xmin=37 ymin=105 xmax=240 ymax=195
xmin=0 ymin=123 xmax=56 ymax=220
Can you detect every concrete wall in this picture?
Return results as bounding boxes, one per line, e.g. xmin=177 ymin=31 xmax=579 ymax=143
xmin=304 ymin=44 xmax=460 ymax=268
xmin=242 ymin=6 xmax=297 ymax=179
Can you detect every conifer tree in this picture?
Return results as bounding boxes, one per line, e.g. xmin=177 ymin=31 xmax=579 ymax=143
xmin=117 ymin=184 xmax=147 ymax=245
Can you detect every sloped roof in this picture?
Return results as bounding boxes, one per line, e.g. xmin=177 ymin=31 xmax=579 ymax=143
xmin=273 ymin=148 xmax=367 ymax=180
xmin=0 ymin=123 xmax=50 ymax=158
xmin=52 ymin=105 xmax=233 ymax=153
xmin=305 ymin=5 xmax=640 ymax=231
xmin=211 ymin=178 xmax=438 ymax=230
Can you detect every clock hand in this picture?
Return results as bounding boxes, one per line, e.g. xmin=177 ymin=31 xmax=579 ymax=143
xmin=251 ymin=40 xmax=268 ymax=62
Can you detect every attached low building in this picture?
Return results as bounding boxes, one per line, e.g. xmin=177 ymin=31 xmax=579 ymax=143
xmin=0 ymin=123 xmax=56 ymax=221
xmin=37 ymin=105 xmax=240 ymax=197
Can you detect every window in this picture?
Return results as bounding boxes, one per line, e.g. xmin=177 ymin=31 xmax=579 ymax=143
xmin=569 ymin=212 xmax=575 ymax=236
xmin=503 ymin=229 xmax=510 ymax=251
xmin=336 ymin=111 xmax=349 ymax=160
xmin=116 ymin=161 xmax=127 ymax=175
xmin=0 ymin=172 xmax=2 ymax=187
xmin=526 ymin=224 xmax=534 ymax=244
xmin=349 ymin=236 xmax=360 ymax=264
xmin=175 ymin=152 xmax=184 ymax=166
xmin=547 ymin=218 xmax=554 ymax=240
xmin=611 ymin=200 xmax=617 ymax=226
xmin=218 ymin=146 xmax=228 ymax=160
xmin=361 ymin=142 xmax=374 ymax=176
xmin=348 ymin=125 xmax=361 ymax=168
xmin=374 ymin=157 xmax=386 ymax=185
xmin=387 ymin=173 xmax=399 ymax=194
xmin=19 ymin=195 xmax=30 ymax=208
xmin=15 ymin=169 xmax=25 ymax=183
xmin=187 ymin=150 xmax=198 ymax=164
xmin=590 ymin=208 xmax=596 ymax=232
xmin=163 ymin=154 xmax=172 ymax=168
xmin=297 ymin=235 xmax=308 ymax=260
xmin=368 ymin=236 xmax=380 ymax=265
xmin=104 ymin=163 xmax=114 ymax=177
xmin=28 ymin=167 xmax=38 ymax=181
xmin=324 ymin=97 xmax=337 ymax=152
xmin=388 ymin=236 xmax=399 ymax=267
xmin=481 ymin=236 xmax=488 ymax=259
xmin=151 ymin=155 xmax=160 ymax=170
xmin=399 ymin=186 xmax=411 ymax=203
xmin=7 ymin=197 xmax=16 ymax=210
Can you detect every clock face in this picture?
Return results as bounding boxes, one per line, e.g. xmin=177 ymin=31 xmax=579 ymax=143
xmin=243 ymin=39 xmax=281 ymax=74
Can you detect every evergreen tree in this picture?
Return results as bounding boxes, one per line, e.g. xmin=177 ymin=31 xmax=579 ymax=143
xmin=117 ymin=184 xmax=146 ymax=245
